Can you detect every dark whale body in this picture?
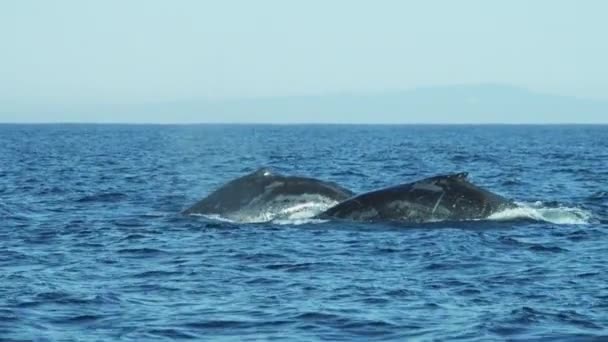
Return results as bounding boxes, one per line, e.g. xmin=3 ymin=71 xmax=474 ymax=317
xmin=318 ymin=173 xmax=516 ymax=223
xmin=183 ymin=168 xmax=354 ymax=222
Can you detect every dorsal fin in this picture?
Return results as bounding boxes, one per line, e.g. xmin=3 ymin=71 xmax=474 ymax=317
xmin=450 ymin=172 xmax=469 ymax=180
xmin=426 ymin=172 xmax=469 ymax=184
xmin=252 ymin=167 xmax=273 ymax=177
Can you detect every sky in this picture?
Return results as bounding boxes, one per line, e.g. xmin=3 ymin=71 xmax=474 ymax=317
xmin=1 ymin=0 xmax=607 ymax=122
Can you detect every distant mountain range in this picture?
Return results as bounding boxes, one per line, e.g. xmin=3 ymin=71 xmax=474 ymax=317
xmin=3 ymin=85 xmax=607 ymax=123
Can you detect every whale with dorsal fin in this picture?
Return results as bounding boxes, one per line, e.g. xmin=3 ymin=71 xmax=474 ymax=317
xmin=183 ymin=168 xmax=355 ymax=222
xmin=317 ymin=173 xmax=516 ymax=223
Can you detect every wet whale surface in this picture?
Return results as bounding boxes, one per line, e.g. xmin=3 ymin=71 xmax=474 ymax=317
xmin=185 ymin=169 xmax=517 ymax=224
xmin=183 ymin=168 xmax=355 ymax=222
xmin=318 ymin=173 xmax=516 ymax=222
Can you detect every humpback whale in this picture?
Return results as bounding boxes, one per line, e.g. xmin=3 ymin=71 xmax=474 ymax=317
xmin=318 ymin=172 xmax=515 ymax=223
xmin=183 ymin=168 xmax=355 ymax=222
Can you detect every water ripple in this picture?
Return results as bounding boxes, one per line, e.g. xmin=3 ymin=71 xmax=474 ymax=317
xmin=1 ymin=124 xmax=607 ymax=341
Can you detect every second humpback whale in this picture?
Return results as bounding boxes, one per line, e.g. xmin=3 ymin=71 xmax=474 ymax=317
xmin=318 ymin=172 xmax=516 ymax=223
xmin=183 ymin=168 xmax=354 ymax=222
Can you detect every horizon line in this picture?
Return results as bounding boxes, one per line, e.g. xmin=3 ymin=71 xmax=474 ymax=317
xmin=1 ymin=122 xmax=607 ymax=126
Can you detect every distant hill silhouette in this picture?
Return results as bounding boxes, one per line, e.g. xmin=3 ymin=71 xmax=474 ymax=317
xmin=4 ymin=84 xmax=607 ymax=123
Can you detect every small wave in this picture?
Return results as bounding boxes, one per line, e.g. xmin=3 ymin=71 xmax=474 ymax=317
xmin=113 ymin=219 xmax=146 ymax=227
xmin=51 ymin=314 xmax=103 ymax=325
xmin=589 ymin=191 xmax=608 ymax=199
xmin=133 ymin=270 xmax=180 ymax=278
xmin=77 ymin=192 xmax=127 ymax=203
xmin=528 ymin=245 xmax=567 ymax=253
xmin=147 ymin=328 xmax=197 ymax=339
xmin=20 ymin=292 xmax=100 ymax=307
xmin=0 ymin=309 xmax=19 ymax=322
xmin=116 ymin=247 xmax=168 ymax=255
xmin=487 ymin=202 xmax=592 ymax=225
xmin=264 ymin=261 xmax=334 ymax=272
xmin=505 ymin=306 xmax=603 ymax=330
xmin=294 ymin=312 xmax=343 ymax=321
xmin=272 ymin=218 xmax=328 ymax=225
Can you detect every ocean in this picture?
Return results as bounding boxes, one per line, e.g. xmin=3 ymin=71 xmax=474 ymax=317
xmin=1 ymin=124 xmax=607 ymax=341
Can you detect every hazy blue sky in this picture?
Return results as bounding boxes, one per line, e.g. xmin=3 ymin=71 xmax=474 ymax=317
xmin=1 ymin=0 xmax=607 ymax=122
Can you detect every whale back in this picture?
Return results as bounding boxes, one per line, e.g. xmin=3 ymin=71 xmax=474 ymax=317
xmin=419 ymin=172 xmax=513 ymax=219
xmin=182 ymin=168 xmax=277 ymax=215
xmin=319 ymin=172 xmax=514 ymax=222
xmin=183 ymin=168 xmax=355 ymax=216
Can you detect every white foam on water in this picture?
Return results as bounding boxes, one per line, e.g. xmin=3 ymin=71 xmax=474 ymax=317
xmin=193 ymin=201 xmax=592 ymax=226
xmin=192 ymin=199 xmax=337 ymax=224
xmin=278 ymin=201 xmax=336 ymax=218
xmin=272 ymin=218 xmax=329 ymax=225
xmin=191 ymin=213 xmax=238 ymax=223
xmin=270 ymin=200 xmax=337 ymax=224
xmin=487 ymin=201 xmax=592 ymax=225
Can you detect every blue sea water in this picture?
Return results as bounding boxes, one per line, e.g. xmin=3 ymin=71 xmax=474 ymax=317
xmin=1 ymin=124 xmax=607 ymax=341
